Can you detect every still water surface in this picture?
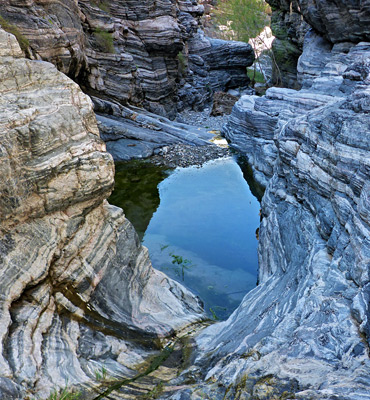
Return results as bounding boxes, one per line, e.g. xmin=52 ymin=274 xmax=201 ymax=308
xmin=110 ymin=156 xmax=261 ymax=320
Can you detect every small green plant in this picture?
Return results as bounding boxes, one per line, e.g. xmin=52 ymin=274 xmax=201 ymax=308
xmin=247 ymin=67 xmax=265 ymax=85
xmin=209 ymin=307 xmax=219 ymax=320
xmin=93 ymin=28 xmax=115 ymax=53
xmin=47 ymin=386 xmax=81 ymax=400
xmin=170 ymin=253 xmax=194 ymax=281
xmin=91 ymin=0 xmax=110 ymax=13
xmin=0 ymin=15 xmax=29 ymax=52
xmin=160 ymin=244 xmax=169 ymax=252
xmin=177 ymin=51 xmax=187 ymax=75
xmin=209 ymin=306 xmax=227 ymax=321
xmin=95 ymin=365 xmax=108 ymax=381
xmin=141 ymin=382 xmax=164 ymax=399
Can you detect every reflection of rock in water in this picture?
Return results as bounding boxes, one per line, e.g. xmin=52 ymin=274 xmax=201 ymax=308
xmin=109 ymin=161 xmax=171 ymax=239
xmin=135 ymin=157 xmax=260 ymax=319
xmin=236 ymin=154 xmax=265 ymax=202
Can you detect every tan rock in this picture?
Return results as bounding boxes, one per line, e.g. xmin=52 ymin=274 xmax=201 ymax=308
xmin=0 ymin=28 xmax=203 ymax=399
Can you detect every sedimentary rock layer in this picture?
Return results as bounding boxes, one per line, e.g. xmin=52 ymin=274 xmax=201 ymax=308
xmin=0 ymin=28 xmax=203 ymax=399
xmin=298 ymin=0 xmax=370 ymax=43
xmin=0 ymin=0 xmax=254 ymax=119
xmin=191 ymin=20 xmax=370 ymax=400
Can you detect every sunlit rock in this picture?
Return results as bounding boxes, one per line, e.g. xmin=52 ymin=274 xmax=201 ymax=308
xmin=0 ymin=28 xmax=204 ymax=399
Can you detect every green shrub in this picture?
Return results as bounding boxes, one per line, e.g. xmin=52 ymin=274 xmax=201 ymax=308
xmin=247 ymin=67 xmax=265 ymax=84
xmin=0 ymin=15 xmax=29 ymax=52
xmin=177 ymin=51 xmax=187 ymax=75
xmin=214 ymin=0 xmax=269 ymax=43
xmin=93 ymin=28 xmax=115 ymax=53
xmin=91 ymin=0 xmax=110 ymax=13
xmin=47 ymin=386 xmax=81 ymax=400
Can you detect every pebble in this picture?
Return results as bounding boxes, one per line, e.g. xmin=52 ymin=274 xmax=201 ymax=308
xmin=176 ymin=108 xmax=229 ymax=131
xmin=149 ymin=109 xmax=231 ymax=168
xmin=150 ymin=144 xmax=230 ymax=168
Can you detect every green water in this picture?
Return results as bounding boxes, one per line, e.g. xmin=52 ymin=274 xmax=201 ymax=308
xmin=109 ymin=156 xmax=261 ymax=320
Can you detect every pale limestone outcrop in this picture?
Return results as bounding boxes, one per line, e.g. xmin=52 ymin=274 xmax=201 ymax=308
xmin=0 ymin=29 xmax=203 ymax=399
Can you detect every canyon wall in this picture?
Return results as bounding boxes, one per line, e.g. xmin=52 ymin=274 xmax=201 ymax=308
xmin=0 ymin=28 xmax=204 ymax=399
xmin=0 ymin=0 xmax=253 ymax=161
xmin=3 ymin=0 xmax=369 ymax=399
xmin=185 ymin=1 xmax=370 ymax=399
xmin=0 ymin=0 xmax=253 ymax=119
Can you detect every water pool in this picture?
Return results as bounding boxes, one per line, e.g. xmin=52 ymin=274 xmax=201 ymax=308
xmin=109 ymin=156 xmax=261 ymax=320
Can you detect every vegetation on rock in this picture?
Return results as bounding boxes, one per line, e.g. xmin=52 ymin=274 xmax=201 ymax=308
xmin=93 ymin=28 xmax=115 ymax=53
xmin=214 ymin=0 xmax=270 ymax=43
xmin=91 ymin=0 xmax=110 ymax=13
xmin=0 ymin=15 xmax=29 ymax=52
xmin=212 ymin=1 xmax=273 ymax=86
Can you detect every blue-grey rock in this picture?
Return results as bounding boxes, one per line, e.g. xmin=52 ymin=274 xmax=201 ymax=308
xmin=179 ymin=30 xmax=255 ymax=110
xmin=192 ymin=28 xmax=370 ymax=400
xmin=92 ymin=97 xmax=215 ymax=161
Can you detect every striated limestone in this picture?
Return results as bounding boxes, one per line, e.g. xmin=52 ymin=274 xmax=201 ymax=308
xmin=92 ymin=96 xmax=215 ymax=161
xmin=0 ymin=0 xmax=253 ymax=121
xmin=0 ymin=0 xmax=193 ymax=117
xmin=191 ymin=82 xmax=370 ymax=400
xmin=223 ymin=37 xmax=370 ymax=186
xmin=178 ymin=30 xmax=254 ymax=110
xmin=223 ymin=87 xmax=340 ymax=186
xmin=0 ymin=0 xmax=254 ymax=164
xmin=185 ymin=13 xmax=370 ymax=400
xmin=266 ymin=0 xmax=370 ymax=87
xmin=0 ymin=28 xmax=204 ymax=399
xmin=298 ymin=0 xmax=370 ymax=44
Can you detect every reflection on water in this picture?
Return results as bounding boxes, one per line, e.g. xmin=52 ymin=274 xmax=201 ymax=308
xmin=109 ymin=161 xmax=171 ymax=239
xmin=109 ymin=156 xmax=260 ymax=320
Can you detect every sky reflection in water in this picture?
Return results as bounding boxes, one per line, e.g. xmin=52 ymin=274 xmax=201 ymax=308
xmin=111 ymin=156 xmax=260 ymax=320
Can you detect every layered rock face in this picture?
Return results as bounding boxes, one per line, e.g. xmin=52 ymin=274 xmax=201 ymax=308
xmin=298 ymin=0 xmax=370 ymax=43
xmin=0 ymin=28 xmax=203 ymax=399
xmin=0 ymin=0 xmax=254 ymax=161
xmin=190 ymin=6 xmax=370 ymax=400
xmin=267 ymin=0 xmax=370 ymax=88
xmin=266 ymin=0 xmax=310 ymax=88
xmin=0 ymin=0 xmax=253 ymax=120
xmin=179 ymin=31 xmax=254 ymax=110
xmin=0 ymin=0 xmax=193 ymax=118
xmin=197 ymin=71 xmax=370 ymax=400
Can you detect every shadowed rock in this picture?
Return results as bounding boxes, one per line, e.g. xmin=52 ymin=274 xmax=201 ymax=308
xmin=187 ymin=12 xmax=370 ymax=400
xmin=0 ymin=0 xmax=254 ymax=121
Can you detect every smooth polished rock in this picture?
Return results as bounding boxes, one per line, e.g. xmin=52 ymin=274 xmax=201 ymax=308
xmin=193 ymin=24 xmax=370 ymax=400
xmin=92 ymin=97 xmax=214 ymax=161
xmin=0 ymin=29 xmax=204 ymax=399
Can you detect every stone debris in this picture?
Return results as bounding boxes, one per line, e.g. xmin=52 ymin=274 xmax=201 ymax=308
xmin=150 ymin=143 xmax=230 ymax=168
